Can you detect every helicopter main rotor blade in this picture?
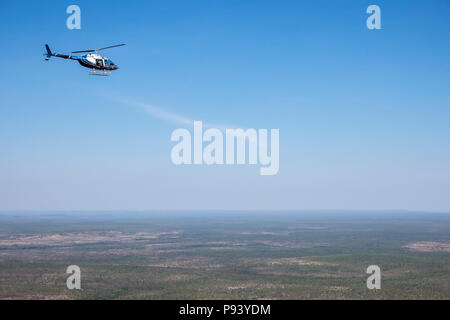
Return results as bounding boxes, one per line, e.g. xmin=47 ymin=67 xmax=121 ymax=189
xmin=71 ymin=44 xmax=126 ymax=54
xmin=71 ymin=49 xmax=96 ymax=53
xmin=96 ymin=44 xmax=126 ymax=51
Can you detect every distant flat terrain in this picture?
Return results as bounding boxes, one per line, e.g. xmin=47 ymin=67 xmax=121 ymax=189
xmin=0 ymin=211 xmax=449 ymax=299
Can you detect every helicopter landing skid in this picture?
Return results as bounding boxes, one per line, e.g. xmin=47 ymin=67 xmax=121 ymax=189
xmin=89 ymin=70 xmax=111 ymax=76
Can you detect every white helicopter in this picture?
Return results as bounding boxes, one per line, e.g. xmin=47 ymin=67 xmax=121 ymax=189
xmin=44 ymin=43 xmax=125 ymax=76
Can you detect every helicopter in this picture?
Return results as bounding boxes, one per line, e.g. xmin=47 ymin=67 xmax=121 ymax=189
xmin=44 ymin=43 xmax=125 ymax=76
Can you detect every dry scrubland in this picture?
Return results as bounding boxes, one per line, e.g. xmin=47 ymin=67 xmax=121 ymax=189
xmin=0 ymin=212 xmax=449 ymax=299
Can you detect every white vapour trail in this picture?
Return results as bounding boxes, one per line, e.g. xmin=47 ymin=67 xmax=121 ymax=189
xmin=119 ymin=99 xmax=194 ymax=126
xmin=117 ymin=98 xmax=240 ymax=131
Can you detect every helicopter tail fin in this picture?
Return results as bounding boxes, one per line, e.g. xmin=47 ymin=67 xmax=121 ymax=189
xmin=44 ymin=44 xmax=53 ymax=60
xmin=45 ymin=44 xmax=52 ymax=56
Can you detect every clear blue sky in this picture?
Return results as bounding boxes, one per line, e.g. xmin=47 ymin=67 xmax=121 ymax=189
xmin=0 ymin=0 xmax=449 ymax=211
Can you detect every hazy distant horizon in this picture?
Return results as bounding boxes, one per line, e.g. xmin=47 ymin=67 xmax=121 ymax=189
xmin=1 ymin=209 xmax=450 ymax=215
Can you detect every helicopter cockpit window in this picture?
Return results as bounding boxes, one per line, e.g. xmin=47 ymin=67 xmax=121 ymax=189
xmin=105 ymin=60 xmax=115 ymax=66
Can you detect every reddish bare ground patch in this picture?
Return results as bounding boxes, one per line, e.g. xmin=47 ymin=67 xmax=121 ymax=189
xmin=404 ymin=241 xmax=450 ymax=253
xmin=0 ymin=231 xmax=180 ymax=247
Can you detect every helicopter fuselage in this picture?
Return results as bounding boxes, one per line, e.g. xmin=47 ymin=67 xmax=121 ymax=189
xmin=77 ymin=53 xmax=118 ymax=71
xmin=44 ymin=44 xmax=123 ymax=74
xmin=49 ymin=53 xmax=118 ymax=71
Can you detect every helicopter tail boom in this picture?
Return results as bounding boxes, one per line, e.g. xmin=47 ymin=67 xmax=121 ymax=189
xmin=44 ymin=44 xmax=75 ymax=60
